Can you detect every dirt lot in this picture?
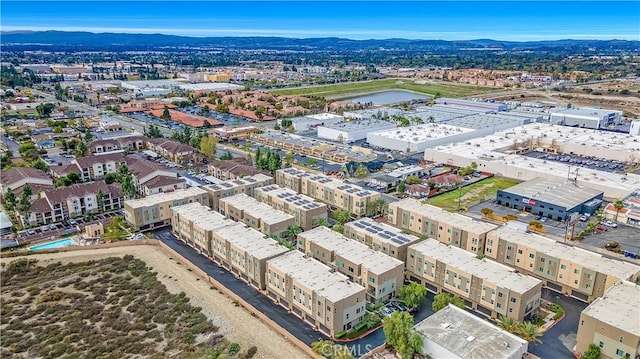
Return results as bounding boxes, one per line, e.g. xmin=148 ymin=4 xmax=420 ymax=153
xmin=1 ymin=246 xmax=309 ymax=359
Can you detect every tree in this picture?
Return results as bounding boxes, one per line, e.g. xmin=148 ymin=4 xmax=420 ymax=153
xmin=144 ymin=124 xmax=163 ymax=138
xmin=311 ymin=340 xmax=354 ymax=359
xmin=220 ymin=150 xmax=233 ymax=160
xmin=313 ymin=217 xmax=330 ymax=228
xmin=267 ymin=152 xmax=282 ymax=172
xmin=161 ymin=106 xmax=171 ymax=120
xmin=120 ymin=174 xmax=136 ymax=199
xmin=613 ymin=198 xmax=624 ymax=222
xmin=32 ymin=159 xmax=49 ymax=171
xmin=397 ymin=283 xmax=427 ymax=309
xmin=480 ymin=208 xmax=494 ymax=217
xmin=18 ymin=184 xmax=32 ymax=224
xmin=199 ymin=136 xmax=217 ymax=159
xmin=0 ymin=152 xmax=12 ymax=169
xmin=518 ymin=321 xmax=543 ymax=349
xmin=332 ymin=223 xmax=344 ymax=234
xmin=397 ymin=181 xmax=406 ymax=194
xmin=103 ymin=216 xmax=128 ymax=242
xmin=308 ymin=158 xmax=318 ymax=166
xmin=383 ymin=311 xmax=423 ymax=359
xmin=284 ymin=152 xmax=294 ymax=165
xmin=74 ymin=141 xmax=88 ymax=157
xmin=496 ymin=315 xmax=520 ymax=333
xmin=331 ymin=209 xmax=351 ymax=224
xmin=96 ymin=190 xmax=105 ymax=213
xmin=582 ymin=343 xmax=601 ymax=359
xmin=285 ymin=225 xmax=303 ymax=240
xmin=432 ymin=293 xmax=465 ymax=312
xmin=366 ymin=198 xmax=387 ymax=216
xmin=104 ymin=172 xmax=118 ymax=184
xmin=4 ymin=189 xmax=16 ymax=211
xmin=35 ymin=102 xmax=55 ymax=118
xmin=405 ymin=175 xmax=421 ymax=185
xmin=66 ymin=172 xmax=81 ymax=184
xmin=354 ymin=163 xmax=369 ymax=179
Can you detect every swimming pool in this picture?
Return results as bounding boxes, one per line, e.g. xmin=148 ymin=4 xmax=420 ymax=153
xmin=29 ymin=238 xmax=76 ymax=251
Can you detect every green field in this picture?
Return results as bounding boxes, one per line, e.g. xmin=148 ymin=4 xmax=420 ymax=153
xmin=425 ymin=177 xmax=521 ymax=212
xmin=269 ymin=79 xmax=496 ymax=99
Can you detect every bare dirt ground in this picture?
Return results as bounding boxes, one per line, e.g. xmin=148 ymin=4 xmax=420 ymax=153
xmin=1 ymin=246 xmax=310 ymax=359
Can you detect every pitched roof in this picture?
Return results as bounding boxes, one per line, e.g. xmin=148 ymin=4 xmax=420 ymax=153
xmin=125 ymin=157 xmax=172 ymax=181
xmin=143 ymin=176 xmax=185 ymax=189
xmin=12 ymin=183 xmax=53 ymax=198
xmin=147 ymin=109 xmax=223 ymax=127
xmin=30 ymin=197 xmax=53 ymax=213
xmin=43 ymin=182 xmax=122 ymax=204
xmin=0 ymin=167 xmax=51 ymax=186
xmin=75 ymin=153 xmax=126 ymax=168
xmin=50 ymin=162 xmax=81 ymax=177
xmin=146 ymin=138 xmax=195 ymax=154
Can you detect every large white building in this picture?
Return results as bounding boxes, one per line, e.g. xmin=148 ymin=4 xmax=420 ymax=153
xmin=367 ymin=123 xmax=476 ymax=153
xmin=550 ymin=107 xmax=623 ymax=129
xmin=317 ymin=119 xmax=396 ymax=143
xmin=435 ymin=98 xmax=508 ymax=112
xmin=289 ymin=113 xmax=344 ymax=132
xmin=343 ymin=107 xmax=404 ymax=120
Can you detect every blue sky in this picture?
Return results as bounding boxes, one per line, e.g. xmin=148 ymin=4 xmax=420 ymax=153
xmin=1 ymin=1 xmax=639 ymax=41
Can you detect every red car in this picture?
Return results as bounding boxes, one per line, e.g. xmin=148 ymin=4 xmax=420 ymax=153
xmin=595 ymin=225 xmax=608 ymax=232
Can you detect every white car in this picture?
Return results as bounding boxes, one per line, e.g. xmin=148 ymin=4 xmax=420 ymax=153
xmin=601 ymin=220 xmax=618 ymax=228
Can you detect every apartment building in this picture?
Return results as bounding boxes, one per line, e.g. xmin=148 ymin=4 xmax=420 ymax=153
xmin=0 ymin=167 xmax=53 ymax=199
xmin=266 ymin=250 xmax=366 ymax=337
xmin=66 ymin=153 xmax=127 ymax=181
xmin=26 ymin=182 xmax=123 ymax=226
xmin=88 ymin=136 xmax=146 ymax=154
xmin=387 ymin=198 xmax=498 ymax=255
xmin=170 ymin=202 xmax=233 ymax=255
xmin=208 ymin=158 xmax=270 ymax=181
xmin=297 ymin=226 xmax=405 ymax=303
xmin=575 ymin=281 xmax=640 ymax=359
xmin=253 ymin=184 xmax=328 ymax=230
xmin=343 ymin=217 xmax=420 ymax=262
xmin=146 ymin=138 xmax=201 ymax=165
xmin=407 ymin=239 xmax=542 ymax=321
xmin=202 ymin=174 xmax=274 ymax=211
xmin=124 ymin=187 xmax=209 ymax=231
xmin=485 ymin=226 xmax=640 ymax=302
xmin=275 ymin=168 xmax=381 ymax=217
xmin=218 ymin=194 xmax=295 ymax=237
xmin=126 ymin=157 xmax=186 ymax=196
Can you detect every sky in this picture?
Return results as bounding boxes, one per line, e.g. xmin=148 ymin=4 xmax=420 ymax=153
xmin=1 ymin=1 xmax=639 ymax=41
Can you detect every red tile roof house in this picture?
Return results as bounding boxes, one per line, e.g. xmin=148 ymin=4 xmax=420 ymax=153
xmin=125 ymin=157 xmax=185 ymax=196
xmin=23 ymin=182 xmax=123 ymax=227
xmin=0 ymin=167 xmax=53 ymax=200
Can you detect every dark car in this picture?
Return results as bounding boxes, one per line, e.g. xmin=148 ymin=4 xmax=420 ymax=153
xmin=390 ymin=301 xmax=408 ymax=312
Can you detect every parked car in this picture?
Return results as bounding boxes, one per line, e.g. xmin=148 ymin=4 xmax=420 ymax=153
xmin=68 ymin=219 xmax=77 ymax=226
xmin=27 ymin=229 xmax=36 ymax=235
xmin=601 ymin=220 xmax=618 ymax=228
xmin=539 ymin=217 xmax=547 ymax=223
xmin=49 ymin=224 xmax=58 ymax=230
xmin=605 ymin=242 xmax=619 ymax=250
xmin=379 ymin=306 xmax=395 ymax=317
xmin=579 ymin=214 xmax=588 ymax=222
xmin=595 ymin=225 xmax=608 ymax=232
xmin=390 ymin=301 xmax=408 ymax=312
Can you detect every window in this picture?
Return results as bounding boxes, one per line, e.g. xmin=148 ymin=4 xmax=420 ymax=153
xmin=616 ymin=349 xmax=624 ymax=356
xmin=529 ymin=253 xmax=535 ymax=259
xmin=496 ymin=303 xmax=501 ymax=308
xmin=510 ymin=297 xmax=517 ymax=303
xmin=517 ymin=249 xmax=523 ymax=254
xmin=369 ymin=277 xmax=375 ymax=284
xmin=574 ymin=269 xmax=580 ymax=274
xmin=540 ymin=258 xmax=545 ymax=263
xmin=498 ymin=292 xmax=503 ymax=298
xmin=619 ymin=337 xmax=624 ymax=343
xmin=598 ymin=341 xmax=604 ymax=348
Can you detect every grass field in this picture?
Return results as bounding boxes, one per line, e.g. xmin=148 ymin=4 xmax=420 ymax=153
xmin=269 ymin=79 xmax=497 ymax=99
xmin=425 ymin=177 xmax=521 ymax=212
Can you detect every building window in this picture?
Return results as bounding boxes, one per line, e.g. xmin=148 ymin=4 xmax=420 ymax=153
xmin=574 ymin=269 xmax=580 ymax=274
xmin=560 ymin=264 xmax=566 ymax=270
xmin=616 ymin=349 xmax=624 ymax=356
xmin=529 ymin=253 xmax=535 ymax=259
xmin=598 ymin=341 xmax=604 ymax=348
xmin=369 ymin=277 xmax=375 ymax=284
xmin=619 ymin=337 xmax=624 ymax=342
xmin=510 ymin=297 xmax=516 ymax=303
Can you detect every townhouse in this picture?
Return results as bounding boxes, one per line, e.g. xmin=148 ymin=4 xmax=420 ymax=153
xmin=170 ymin=202 xmax=233 ymax=255
xmin=253 ymin=184 xmax=328 ymax=230
xmin=485 ymin=226 xmax=640 ymax=302
xmin=27 ymin=182 xmax=123 ymax=226
xmin=275 ymin=168 xmax=381 ymax=217
xmin=123 ymin=187 xmax=209 ymax=231
xmin=343 ymin=217 xmax=420 ymax=262
xmin=88 ymin=136 xmax=146 ymax=154
xmin=407 ymin=239 xmax=542 ymax=321
xmin=575 ymin=281 xmax=640 ymax=359
xmin=0 ymin=167 xmax=53 ymax=199
xmin=218 ymin=194 xmax=296 ymax=237
xmin=387 ymin=198 xmax=498 ymax=255
xmin=208 ymin=158 xmax=270 ymax=181
xmin=297 ymin=226 xmax=405 ymax=303
xmin=202 ymin=174 xmax=274 ymax=211
xmin=266 ymin=250 xmax=367 ymax=338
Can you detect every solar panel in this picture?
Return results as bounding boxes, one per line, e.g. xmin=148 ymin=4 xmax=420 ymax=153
xmin=379 ymin=234 xmax=391 ymax=239
xmin=391 ymin=238 xmax=404 ymax=245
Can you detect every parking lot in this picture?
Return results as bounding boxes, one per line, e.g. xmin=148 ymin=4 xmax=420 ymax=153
xmin=525 ymin=151 xmax=627 ymax=173
xmin=126 ymin=112 xmax=187 ymax=131
xmin=18 ymin=209 xmax=124 ymax=239
xmin=580 ymin=223 xmax=640 ymax=256
xmin=181 ymin=106 xmax=252 ymax=126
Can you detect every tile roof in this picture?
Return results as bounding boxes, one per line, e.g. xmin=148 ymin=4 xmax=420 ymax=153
xmin=12 ymin=183 xmax=53 ymax=198
xmin=43 ymin=182 xmax=122 ymax=205
xmin=146 ymin=138 xmax=195 ymax=154
xmin=50 ymin=162 xmax=81 ymax=177
xmin=0 ymin=167 xmax=51 ymax=186
xmin=75 ymin=153 xmax=126 ymax=168
xmin=31 ymin=197 xmax=53 ymax=213
xmin=147 ymin=109 xmax=223 ymax=127
xmin=125 ymin=157 xmax=171 ymax=180
xmin=143 ymin=176 xmax=185 ymax=189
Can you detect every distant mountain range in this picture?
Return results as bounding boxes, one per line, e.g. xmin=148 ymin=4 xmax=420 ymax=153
xmin=2 ymin=30 xmax=639 ymax=52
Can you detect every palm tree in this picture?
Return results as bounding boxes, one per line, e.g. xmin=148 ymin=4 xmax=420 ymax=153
xmin=496 ymin=315 xmax=519 ymax=333
xmin=518 ymin=321 xmax=543 ymax=353
xmin=285 ymin=225 xmax=302 ymax=240
xmin=366 ymin=198 xmax=388 ymax=216
xmin=313 ymin=217 xmax=330 ymax=228
xmin=331 ymin=210 xmax=351 ymax=225
xmin=613 ymin=198 xmax=624 ymax=222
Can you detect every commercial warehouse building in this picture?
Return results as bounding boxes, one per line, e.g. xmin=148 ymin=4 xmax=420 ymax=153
xmin=124 ymin=187 xmax=209 ymax=231
xmin=202 ymin=174 xmax=274 ymax=211
xmin=170 ymin=202 xmax=234 ymax=255
xmin=218 ymin=194 xmax=296 ymax=237
xmin=343 ymin=107 xmax=403 ymax=120
xmin=275 ymin=168 xmax=381 ymax=217
xmin=485 ymin=226 xmax=640 ymax=302
xmin=387 ymin=198 xmax=498 ymax=255
xmin=550 ymin=107 xmax=623 ymax=129
xmin=317 ymin=119 xmax=396 ymax=143
xmin=297 ymin=226 xmax=405 ymax=303
xmin=287 ymin=113 xmax=344 ymax=132
xmin=435 ymin=98 xmax=508 ymax=112
xmin=407 ymin=239 xmax=542 ymax=321
xmin=367 ymin=123 xmax=476 ymax=153
xmin=266 ymin=250 xmax=366 ymax=337
xmin=343 ymin=217 xmax=420 ymax=262
xmin=253 ymin=184 xmax=328 ymax=230
xmin=415 ymin=304 xmax=529 ymax=359
xmin=575 ymin=280 xmax=640 ymax=359
xmin=496 ymin=177 xmax=604 ymax=221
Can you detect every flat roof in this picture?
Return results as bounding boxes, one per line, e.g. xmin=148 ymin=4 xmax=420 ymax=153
xmin=177 ymin=82 xmax=243 ymax=91
xmin=500 ymin=177 xmax=603 ymax=209
xmin=278 ymin=168 xmax=377 ymax=198
xmin=343 ymin=107 xmax=403 ymax=118
xmin=581 ymin=280 xmax=640 ymax=337
xmin=203 ymin=174 xmax=273 ymax=191
xmin=219 ymin=194 xmax=294 ymax=225
xmin=254 ymin=185 xmax=327 ymax=211
xmin=413 ymin=105 xmax=482 ymax=121
xmin=321 ymin=119 xmax=396 ymax=132
xmin=389 ymin=165 xmax=424 ymax=177
xmin=299 ymin=226 xmax=404 ymax=274
xmin=214 ymin=222 xmax=290 ymax=260
xmin=267 ymin=251 xmax=364 ymax=302
xmin=444 ymin=113 xmax=526 ymax=130
xmin=414 ymin=304 xmax=528 ymax=359
xmin=305 ymin=113 xmax=344 ymax=121
xmin=551 ymin=107 xmax=622 ymax=118
xmin=344 ymin=217 xmax=420 ymax=247
xmin=125 ymin=187 xmax=207 ymax=209
xmin=390 ymin=198 xmax=499 ymax=234
xmin=170 ymin=202 xmax=232 ymax=231
xmin=369 ymin=123 xmax=475 ymax=143
xmin=410 ymin=239 xmax=542 ymax=294
xmin=256 ymin=133 xmax=377 ymax=162
xmin=490 ymin=226 xmax=640 ymax=280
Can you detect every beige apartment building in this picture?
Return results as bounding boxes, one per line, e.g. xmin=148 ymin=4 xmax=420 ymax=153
xmin=202 ymin=174 xmax=274 ymax=211
xmin=275 ymin=168 xmax=381 ymax=217
xmin=170 ymin=202 xmax=234 ymax=255
xmin=343 ymin=217 xmax=420 ymax=262
xmin=485 ymin=226 xmax=640 ymax=302
xmin=253 ymin=184 xmax=328 ymax=230
xmin=266 ymin=250 xmax=366 ymax=337
xmin=575 ymin=280 xmax=640 ymax=359
xmin=387 ymin=198 xmax=498 ymax=255
xmin=407 ymin=239 xmax=542 ymax=321
xmin=218 ymin=194 xmax=295 ymax=237
xmin=124 ymin=187 xmax=209 ymax=231
xmin=210 ymin=222 xmax=290 ymax=290
xmin=297 ymin=226 xmax=405 ymax=303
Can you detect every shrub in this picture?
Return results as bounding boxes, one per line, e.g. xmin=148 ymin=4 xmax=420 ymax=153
xmin=335 ymin=330 xmax=348 ymax=339
xmin=246 ymin=346 xmax=258 ymax=358
xmin=227 ymin=342 xmax=241 ymax=356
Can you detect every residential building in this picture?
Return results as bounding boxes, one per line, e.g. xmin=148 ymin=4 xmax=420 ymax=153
xmin=343 ymin=217 xmax=419 ymax=262
xmin=275 ymin=168 xmax=381 ymax=217
xmin=170 ymin=202 xmax=234 ymax=255
xmin=387 ymin=198 xmax=498 ymax=255
xmin=407 ymin=239 xmax=542 ymax=321
xmin=208 ymin=158 xmax=270 ymax=180
xmin=146 ymin=138 xmax=202 ymax=165
xmin=219 ymin=194 xmax=296 ymax=237
xmin=0 ymin=167 xmax=53 ymax=199
xmin=297 ymin=226 xmax=405 ymax=303
xmin=575 ymin=280 xmax=640 ymax=359
xmin=123 ymin=187 xmax=209 ymax=231
xmin=69 ymin=153 xmax=127 ymax=182
xmin=88 ymin=136 xmax=146 ymax=154
xmin=414 ymin=304 xmax=528 ymax=359
xmin=253 ymin=184 xmax=328 ymax=230
xmin=202 ymin=174 xmax=274 ymax=211
xmin=126 ymin=157 xmax=185 ymax=196
xmin=485 ymin=226 xmax=640 ymax=302
xmin=27 ymin=182 xmax=123 ymax=226
xmin=266 ymin=250 xmax=366 ymax=337
xmin=388 ymin=165 xmax=427 ymax=181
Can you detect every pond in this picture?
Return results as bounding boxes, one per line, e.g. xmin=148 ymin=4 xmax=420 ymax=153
xmin=345 ymin=90 xmax=429 ymax=105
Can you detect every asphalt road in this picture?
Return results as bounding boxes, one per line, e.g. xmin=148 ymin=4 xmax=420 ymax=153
xmin=1 ymin=135 xmax=21 ymax=157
